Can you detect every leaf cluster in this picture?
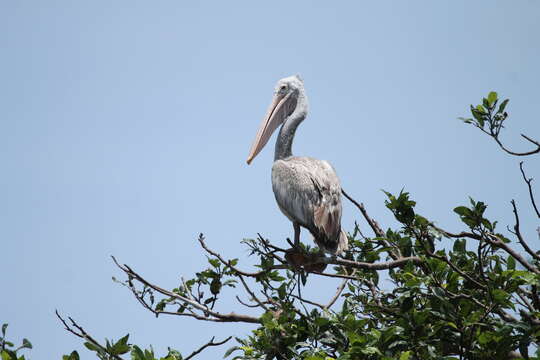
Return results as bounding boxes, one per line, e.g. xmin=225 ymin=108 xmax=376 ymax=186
xmin=62 ymin=334 xmax=182 ymax=360
xmin=0 ymin=324 xmax=32 ymax=360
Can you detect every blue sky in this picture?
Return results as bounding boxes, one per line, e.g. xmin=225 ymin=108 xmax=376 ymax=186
xmin=1 ymin=1 xmax=539 ymax=358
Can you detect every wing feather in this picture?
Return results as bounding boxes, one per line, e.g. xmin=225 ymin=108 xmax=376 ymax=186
xmin=272 ymin=157 xmax=348 ymax=253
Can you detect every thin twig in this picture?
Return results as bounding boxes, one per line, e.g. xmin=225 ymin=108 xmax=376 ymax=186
xmin=341 ymin=189 xmax=401 ymax=260
xmin=341 ymin=190 xmax=385 ymax=238
xmin=493 ymin=134 xmax=540 ymax=156
xmin=519 ymin=162 xmax=540 ymax=218
xmin=236 ymin=295 xmax=264 ymax=308
xmin=486 ymin=235 xmax=540 ymax=275
xmin=184 ymin=336 xmax=232 ymax=360
xmin=431 ymin=226 xmax=483 ymax=241
xmin=289 ymin=293 xmax=327 ymax=310
xmin=55 ymin=311 xmax=124 ymax=360
xmin=313 ymin=255 xmax=422 ymax=270
xmin=325 ymin=277 xmax=350 ymax=310
xmin=198 ymin=234 xmax=266 ymax=277
xmin=510 ymin=199 xmax=540 ymax=261
xmin=238 ymin=275 xmax=269 ymax=311
xmin=112 ymin=256 xmax=260 ymax=323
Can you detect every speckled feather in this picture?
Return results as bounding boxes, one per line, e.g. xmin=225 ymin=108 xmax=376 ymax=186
xmin=272 ymin=156 xmax=348 ymax=254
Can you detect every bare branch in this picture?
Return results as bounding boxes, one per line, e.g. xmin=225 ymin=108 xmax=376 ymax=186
xmin=236 ymin=295 xmax=265 ymax=308
xmin=519 ymin=162 xmax=540 ymax=218
xmin=324 ymin=277 xmax=350 ymax=310
xmin=341 ymin=189 xmax=385 ymax=238
xmin=510 ymin=199 xmax=540 ymax=261
xmin=431 ymin=226 xmax=483 ymax=241
xmin=486 ymin=235 xmax=540 ymax=275
xmin=493 ymin=133 xmax=540 ymax=156
xmin=342 ymin=189 xmax=401 ymax=260
xmin=55 ymin=311 xmax=124 ymax=360
xmin=322 ymin=255 xmax=421 ymax=270
xmin=184 ymin=336 xmax=232 ymax=360
xmin=238 ymin=275 xmax=269 ymax=311
xmin=111 ymin=256 xmax=260 ymax=324
xmin=198 ymin=234 xmax=266 ymax=278
xmin=201 ymin=233 xmax=417 ymax=278
xmin=311 ymin=271 xmax=359 ymax=280
xmin=289 ymin=293 xmax=327 ymax=310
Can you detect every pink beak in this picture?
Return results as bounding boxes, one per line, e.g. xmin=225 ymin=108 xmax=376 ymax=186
xmin=247 ymin=91 xmax=293 ymax=164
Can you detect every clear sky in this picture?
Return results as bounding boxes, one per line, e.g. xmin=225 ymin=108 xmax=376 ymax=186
xmin=1 ymin=1 xmax=539 ymax=359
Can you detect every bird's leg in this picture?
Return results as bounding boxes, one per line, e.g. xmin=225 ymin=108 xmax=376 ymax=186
xmin=293 ymin=222 xmax=301 ymax=249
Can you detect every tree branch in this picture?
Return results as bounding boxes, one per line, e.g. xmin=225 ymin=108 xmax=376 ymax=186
xmin=56 ymin=311 xmax=124 ymax=360
xmin=309 ymin=255 xmax=422 ymax=270
xmin=519 ymin=161 xmax=540 ymax=218
xmin=324 ymin=277 xmax=351 ymax=310
xmin=111 ymin=256 xmax=260 ymax=324
xmin=198 ymin=234 xmax=267 ymax=278
xmin=184 ymin=336 xmax=232 ymax=360
xmin=493 ymin=133 xmax=540 ymax=156
xmin=510 ymin=199 xmax=540 ymax=261
xmin=342 ymin=189 xmax=401 ymax=260
xmin=486 ymin=235 xmax=540 ymax=275
xmin=238 ymin=275 xmax=269 ymax=311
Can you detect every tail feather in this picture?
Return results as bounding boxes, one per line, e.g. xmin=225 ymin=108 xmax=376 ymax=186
xmin=336 ymin=229 xmax=349 ymax=254
xmin=313 ymin=229 xmax=349 ymax=255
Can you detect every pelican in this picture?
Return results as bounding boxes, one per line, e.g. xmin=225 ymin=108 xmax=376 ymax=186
xmin=246 ymin=75 xmax=348 ymax=255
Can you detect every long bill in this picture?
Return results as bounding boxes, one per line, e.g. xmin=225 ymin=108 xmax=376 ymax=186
xmin=246 ymin=92 xmax=293 ymax=164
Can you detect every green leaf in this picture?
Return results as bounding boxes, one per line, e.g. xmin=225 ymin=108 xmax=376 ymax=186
xmin=361 ymin=346 xmax=382 ymax=356
xmin=0 ymin=350 xmax=15 ymax=360
xmin=62 ymin=351 xmax=80 ymax=360
xmin=507 ymin=255 xmax=516 ymax=270
xmin=400 ymin=297 xmax=414 ymax=312
xmin=478 ymin=331 xmax=493 ymax=345
xmin=223 ymin=346 xmax=240 ymax=358
xmin=452 ymin=238 xmax=466 ymax=253
xmin=131 ymin=345 xmax=145 ymax=360
xmin=453 ymin=206 xmax=470 ymax=217
xmin=110 ymin=334 xmax=130 ymax=355
xmin=155 ymin=300 xmax=166 ymax=311
xmin=497 ymin=99 xmax=509 ymax=114
xmin=83 ymin=342 xmax=101 ymax=352
xmin=491 ymin=289 xmax=509 ymax=304
xmin=519 ymin=340 xmax=530 ymax=359
xmin=400 ymin=351 xmax=412 ymax=360
xmin=208 ymin=258 xmax=221 ymax=268
xmin=20 ymin=339 xmax=31 ymax=350
xmin=487 ymin=91 xmax=498 ymax=106
xmin=470 ymin=106 xmax=486 ymax=127
xmin=210 ymin=278 xmax=222 ymax=295
xmin=1 ymin=324 xmax=6 ymax=336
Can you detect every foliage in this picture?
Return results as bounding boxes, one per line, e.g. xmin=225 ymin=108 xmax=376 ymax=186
xmin=62 ymin=335 xmax=182 ymax=360
xmin=0 ymin=324 xmax=32 ymax=360
xmin=16 ymin=91 xmax=539 ymax=359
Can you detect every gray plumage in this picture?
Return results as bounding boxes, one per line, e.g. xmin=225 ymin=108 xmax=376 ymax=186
xmin=247 ymin=75 xmax=348 ymax=255
xmin=272 ymin=157 xmax=348 ymax=254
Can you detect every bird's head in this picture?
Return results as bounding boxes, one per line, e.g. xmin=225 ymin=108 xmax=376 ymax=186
xmin=273 ymin=74 xmax=304 ymax=97
xmin=246 ymin=74 xmax=306 ymax=165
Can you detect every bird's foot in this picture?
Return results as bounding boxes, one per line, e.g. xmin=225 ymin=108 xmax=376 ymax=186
xmin=284 ymin=244 xmax=327 ymax=273
xmin=286 ymin=238 xmax=303 ymax=254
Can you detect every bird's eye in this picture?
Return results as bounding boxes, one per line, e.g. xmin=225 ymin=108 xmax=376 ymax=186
xmin=280 ymin=85 xmax=287 ymax=91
